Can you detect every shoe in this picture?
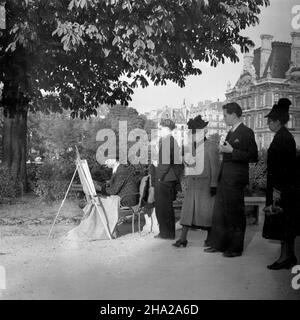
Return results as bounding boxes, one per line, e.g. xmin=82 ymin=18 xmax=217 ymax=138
xmin=172 ymin=239 xmax=188 ymax=248
xmin=204 ymin=247 xmax=219 ymax=253
xmin=223 ymin=251 xmax=242 ymax=258
xmin=267 ymin=256 xmax=298 ymax=270
xmin=204 ymin=240 xmax=209 ymax=247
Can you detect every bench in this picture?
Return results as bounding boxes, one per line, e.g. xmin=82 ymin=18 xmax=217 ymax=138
xmin=244 ymin=196 xmax=265 ymax=225
xmin=172 ymin=196 xmax=266 ymax=225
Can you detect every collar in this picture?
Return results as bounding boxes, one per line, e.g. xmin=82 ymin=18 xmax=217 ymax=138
xmin=230 ymin=121 xmax=242 ymax=133
xmin=112 ymin=163 xmax=120 ymax=174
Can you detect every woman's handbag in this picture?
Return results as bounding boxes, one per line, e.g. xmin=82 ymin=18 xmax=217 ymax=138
xmin=262 ymin=204 xmax=284 ymax=241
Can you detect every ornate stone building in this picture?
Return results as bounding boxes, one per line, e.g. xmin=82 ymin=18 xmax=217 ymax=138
xmin=145 ymin=99 xmax=227 ymax=140
xmin=189 ymin=100 xmax=227 ymax=138
xmin=226 ymin=33 xmax=300 ymax=149
xmin=144 ymin=103 xmax=189 ymax=131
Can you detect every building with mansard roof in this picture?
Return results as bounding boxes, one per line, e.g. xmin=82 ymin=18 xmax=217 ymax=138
xmin=144 ymin=103 xmax=189 ymax=131
xmin=144 ymin=98 xmax=227 ymax=141
xmin=188 ymin=100 xmax=227 ymax=138
xmin=226 ymin=32 xmax=300 ymax=149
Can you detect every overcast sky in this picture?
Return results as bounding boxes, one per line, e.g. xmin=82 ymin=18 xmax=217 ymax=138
xmin=128 ymin=0 xmax=299 ymax=114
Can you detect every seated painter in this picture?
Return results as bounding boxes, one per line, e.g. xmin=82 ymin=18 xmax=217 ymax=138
xmin=66 ymin=157 xmax=139 ymax=241
xmin=100 ymin=158 xmax=139 ymax=207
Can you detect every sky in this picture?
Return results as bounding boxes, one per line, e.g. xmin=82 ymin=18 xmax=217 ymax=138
xmin=128 ymin=0 xmax=299 ymax=114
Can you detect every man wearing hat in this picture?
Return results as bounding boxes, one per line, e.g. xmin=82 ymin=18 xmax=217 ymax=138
xmin=205 ymin=102 xmax=258 ymax=257
xmin=152 ymin=118 xmax=183 ymax=239
xmin=263 ymin=98 xmax=298 ymax=270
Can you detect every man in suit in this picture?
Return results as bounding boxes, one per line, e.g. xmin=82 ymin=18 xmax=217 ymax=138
xmin=205 ymin=102 xmax=258 ymax=257
xmin=103 ymin=158 xmax=139 ymax=207
xmin=153 ymin=118 xmax=183 ymax=239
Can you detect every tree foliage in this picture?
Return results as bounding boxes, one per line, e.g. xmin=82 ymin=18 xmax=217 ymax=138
xmin=1 ymin=0 xmax=270 ymax=118
xmin=0 ymin=0 xmax=269 ymax=186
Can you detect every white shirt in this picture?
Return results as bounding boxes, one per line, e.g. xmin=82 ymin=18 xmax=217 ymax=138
xmin=230 ymin=121 xmax=242 ymax=133
xmin=112 ymin=162 xmax=120 ymax=174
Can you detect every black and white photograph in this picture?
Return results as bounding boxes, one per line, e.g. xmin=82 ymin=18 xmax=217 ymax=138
xmin=0 ymin=0 xmax=300 ymax=304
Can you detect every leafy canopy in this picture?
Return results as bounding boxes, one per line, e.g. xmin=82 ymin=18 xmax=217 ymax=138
xmin=0 ymin=0 xmax=269 ymax=118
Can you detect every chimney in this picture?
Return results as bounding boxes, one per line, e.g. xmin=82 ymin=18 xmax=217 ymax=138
xmin=242 ymin=47 xmax=254 ymax=73
xmin=260 ymin=34 xmax=273 ymax=78
xmin=290 ymin=32 xmax=300 ymax=68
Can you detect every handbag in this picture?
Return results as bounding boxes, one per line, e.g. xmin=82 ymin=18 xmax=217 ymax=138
xmin=262 ymin=204 xmax=284 ymax=241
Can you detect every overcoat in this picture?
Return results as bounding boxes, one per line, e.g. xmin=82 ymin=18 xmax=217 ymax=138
xmin=180 ymin=138 xmax=220 ymax=228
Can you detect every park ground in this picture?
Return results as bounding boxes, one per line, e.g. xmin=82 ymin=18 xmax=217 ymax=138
xmin=0 ymin=194 xmax=299 ymax=300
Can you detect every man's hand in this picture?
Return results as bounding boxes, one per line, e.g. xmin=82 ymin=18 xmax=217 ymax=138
xmin=93 ymin=180 xmax=102 ymax=192
xmin=152 ymin=160 xmax=158 ymax=167
xmin=273 ymin=188 xmax=281 ymax=202
xmin=219 ymin=141 xmax=233 ymax=153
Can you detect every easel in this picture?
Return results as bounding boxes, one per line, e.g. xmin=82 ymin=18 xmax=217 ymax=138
xmin=48 ymin=147 xmax=112 ymax=240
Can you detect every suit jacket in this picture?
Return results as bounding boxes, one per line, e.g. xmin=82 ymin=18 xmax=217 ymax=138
xmin=220 ymin=123 xmax=258 ymax=186
xmin=155 ymin=134 xmax=183 ymax=183
xmin=266 ymin=126 xmax=296 ymax=206
xmin=106 ymin=164 xmax=139 ymax=207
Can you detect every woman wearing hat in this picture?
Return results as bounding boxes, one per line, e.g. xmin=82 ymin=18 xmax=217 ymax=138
xmin=263 ymin=98 xmax=298 ymax=270
xmin=173 ymin=115 xmax=220 ymax=248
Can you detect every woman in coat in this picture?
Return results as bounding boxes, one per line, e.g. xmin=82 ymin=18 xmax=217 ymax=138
xmin=172 ymin=115 xmax=220 ymax=248
xmin=263 ymin=98 xmax=298 ymax=270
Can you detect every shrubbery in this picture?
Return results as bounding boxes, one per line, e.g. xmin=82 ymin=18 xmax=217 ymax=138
xmin=33 ymin=160 xmax=75 ymax=202
xmin=248 ymin=149 xmax=267 ymax=195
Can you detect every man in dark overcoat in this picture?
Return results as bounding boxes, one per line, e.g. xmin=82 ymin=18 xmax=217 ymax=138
xmin=205 ymin=102 xmax=258 ymax=257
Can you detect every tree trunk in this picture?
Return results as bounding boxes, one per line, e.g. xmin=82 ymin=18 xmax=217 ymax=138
xmin=2 ymin=109 xmax=28 ymax=190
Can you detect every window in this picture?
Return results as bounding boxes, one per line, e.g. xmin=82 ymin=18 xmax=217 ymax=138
xmin=256 ymin=95 xmax=260 ymax=108
xmin=263 ymin=93 xmax=266 ymax=106
xmin=274 ymin=93 xmax=279 ymax=103
xmin=288 ymin=95 xmax=293 ymax=105
xmin=288 ymin=115 xmax=293 ymax=129
xmin=263 ymin=113 xmax=268 ymax=127
xmin=295 ymin=96 xmax=300 ymax=108
xmin=258 ymin=113 xmax=263 ymax=128
xmin=247 ymin=115 xmax=251 ymax=128
xmin=260 ymin=94 xmax=264 ymax=107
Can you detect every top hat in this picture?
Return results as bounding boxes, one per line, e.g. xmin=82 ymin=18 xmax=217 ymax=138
xmin=187 ymin=115 xmax=209 ymax=130
xmin=265 ymin=98 xmax=291 ymax=119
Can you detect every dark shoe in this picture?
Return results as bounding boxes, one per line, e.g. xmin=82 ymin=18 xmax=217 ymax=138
xmin=267 ymin=256 xmax=297 ymax=270
xmin=223 ymin=251 xmax=242 ymax=258
xmin=172 ymin=239 xmax=188 ymax=248
xmin=204 ymin=247 xmax=219 ymax=253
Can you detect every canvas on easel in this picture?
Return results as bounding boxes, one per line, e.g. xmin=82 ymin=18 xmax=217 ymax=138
xmin=48 ymin=147 xmax=115 ymax=240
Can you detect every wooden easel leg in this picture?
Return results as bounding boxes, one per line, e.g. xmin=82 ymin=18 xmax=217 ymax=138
xmin=138 ymin=211 xmax=141 ymax=235
xmin=48 ymin=166 xmax=78 ymax=239
xmin=132 ymin=212 xmax=135 ymax=235
xmin=94 ymin=204 xmax=113 ymax=240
